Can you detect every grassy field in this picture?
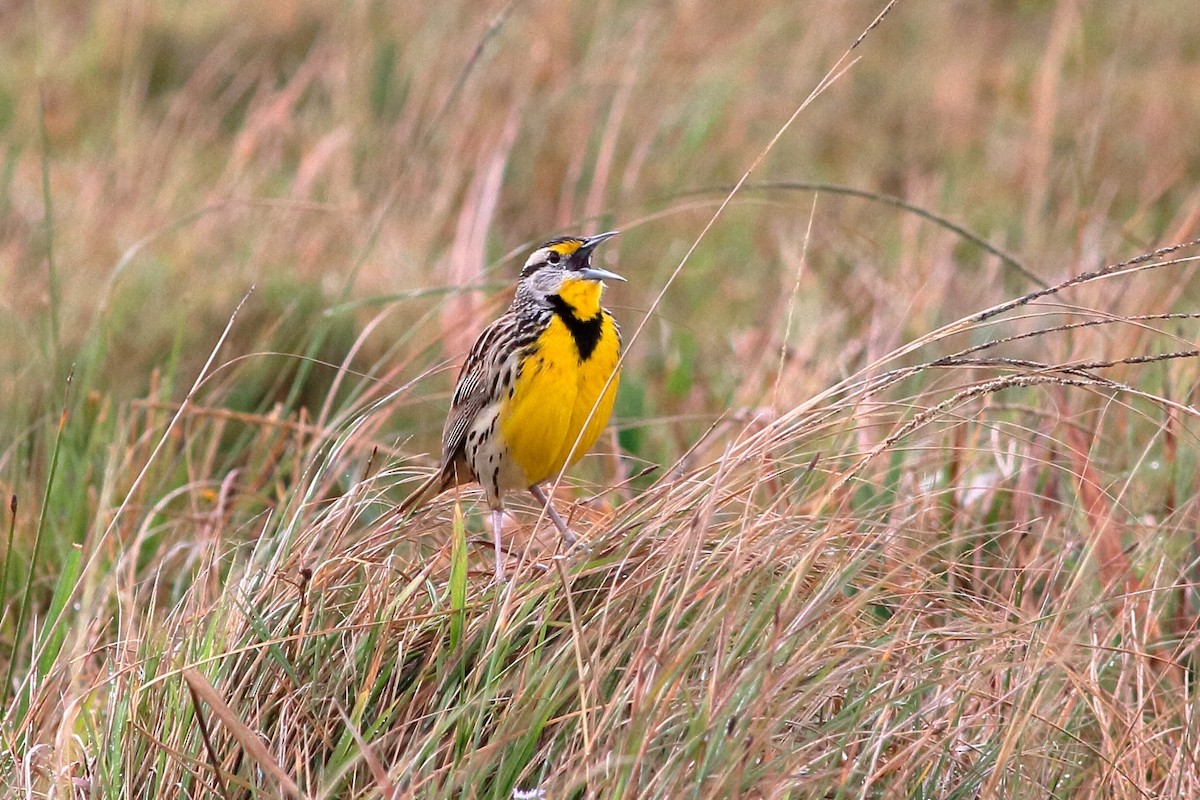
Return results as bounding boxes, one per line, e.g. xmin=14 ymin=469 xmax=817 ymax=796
xmin=4 ymin=0 xmax=1200 ymax=796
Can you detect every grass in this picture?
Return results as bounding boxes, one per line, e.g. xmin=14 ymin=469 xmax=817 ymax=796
xmin=4 ymin=0 xmax=1200 ymax=797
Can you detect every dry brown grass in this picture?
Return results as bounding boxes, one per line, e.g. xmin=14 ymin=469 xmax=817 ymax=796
xmin=4 ymin=1 xmax=1200 ymax=797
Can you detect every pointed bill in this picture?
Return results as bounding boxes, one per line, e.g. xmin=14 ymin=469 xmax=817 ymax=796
xmin=578 ymin=230 xmax=624 ymax=282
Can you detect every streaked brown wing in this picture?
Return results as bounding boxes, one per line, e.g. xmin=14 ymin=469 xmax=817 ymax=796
xmin=440 ymin=313 xmax=516 ymax=463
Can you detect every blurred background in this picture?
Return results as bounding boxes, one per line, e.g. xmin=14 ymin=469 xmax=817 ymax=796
xmin=4 ymin=1 xmax=1198 ymax=468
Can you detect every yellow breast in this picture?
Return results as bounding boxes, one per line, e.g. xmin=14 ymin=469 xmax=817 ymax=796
xmin=498 ymin=309 xmax=621 ymax=488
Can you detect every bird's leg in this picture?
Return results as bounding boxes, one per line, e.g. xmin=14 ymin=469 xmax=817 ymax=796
xmin=530 ymin=484 xmax=577 ymax=547
xmin=491 ymin=508 xmax=507 ymax=583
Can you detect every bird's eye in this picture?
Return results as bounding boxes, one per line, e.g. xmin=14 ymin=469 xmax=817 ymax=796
xmin=547 ymin=251 xmax=561 ymax=265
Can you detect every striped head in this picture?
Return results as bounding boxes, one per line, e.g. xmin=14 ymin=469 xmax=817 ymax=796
xmin=516 ymin=231 xmax=624 ymax=319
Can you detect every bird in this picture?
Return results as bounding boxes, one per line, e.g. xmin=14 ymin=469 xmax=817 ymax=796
xmin=399 ymin=231 xmax=624 ymax=581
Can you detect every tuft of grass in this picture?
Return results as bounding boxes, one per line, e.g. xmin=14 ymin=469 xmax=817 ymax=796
xmin=5 ymin=1 xmax=1200 ymax=798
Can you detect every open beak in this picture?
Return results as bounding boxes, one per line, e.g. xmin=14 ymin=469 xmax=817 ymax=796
xmin=577 ymin=230 xmax=625 ymax=282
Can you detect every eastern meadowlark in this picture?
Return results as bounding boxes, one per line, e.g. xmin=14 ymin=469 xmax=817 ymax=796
xmin=399 ymin=231 xmax=624 ymax=581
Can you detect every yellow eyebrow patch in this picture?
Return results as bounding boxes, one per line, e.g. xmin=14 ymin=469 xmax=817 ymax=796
xmin=548 ymin=239 xmax=584 ymax=256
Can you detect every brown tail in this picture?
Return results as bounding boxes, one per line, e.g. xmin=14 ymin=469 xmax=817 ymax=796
xmin=397 ymin=463 xmax=457 ymax=516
